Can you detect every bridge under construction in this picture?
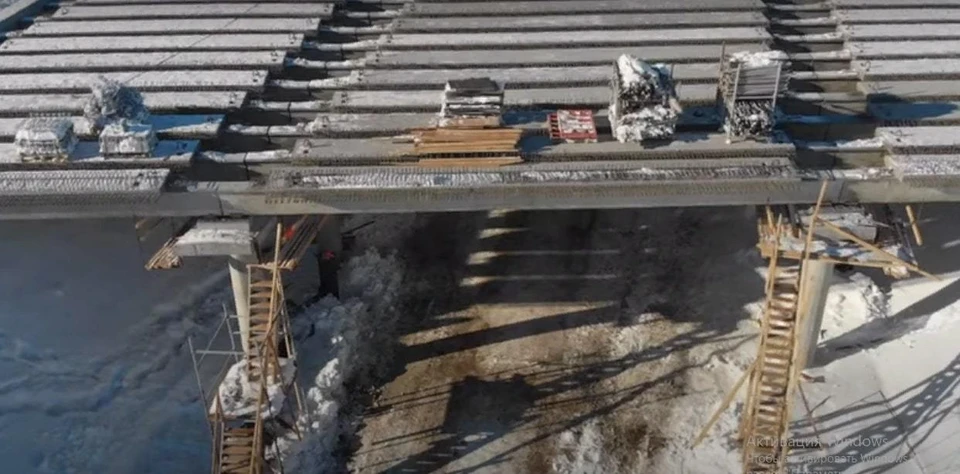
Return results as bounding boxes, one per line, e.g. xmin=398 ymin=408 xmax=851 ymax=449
xmin=0 ymin=0 xmax=956 ymax=473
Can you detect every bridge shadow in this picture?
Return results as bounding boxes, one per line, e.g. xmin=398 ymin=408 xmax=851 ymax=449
xmin=352 ymin=207 xmax=767 ymax=472
xmin=790 ymin=352 xmax=960 ymax=473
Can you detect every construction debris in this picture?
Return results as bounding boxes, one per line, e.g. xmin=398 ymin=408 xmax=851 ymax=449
xmin=83 ymin=76 xmax=150 ymax=133
xmin=609 ymin=54 xmax=682 ymax=143
xmin=98 ymin=119 xmax=158 ymax=158
xmin=14 ymin=117 xmax=78 ymax=162
xmin=549 ymin=110 xmax=598 ymax=143
xmin=718 ymin=51 xmax=790 ymax=142
xmin=439 ymin=77 xmax=504 ymax=128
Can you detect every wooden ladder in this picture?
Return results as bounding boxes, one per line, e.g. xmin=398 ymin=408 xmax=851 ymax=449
xmin=246 ymin=264 xmax=283 ymax=384
xmin=216 ymin=424 xmax=261 ymax=474
xmin=741 ymin=247 xmax=803 ymax=473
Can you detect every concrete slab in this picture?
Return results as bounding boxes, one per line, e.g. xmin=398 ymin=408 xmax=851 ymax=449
xmin=838 ymin=8 xmax=960 ymax=23
xmin=0 ymin=115 xmax=224 ymax=140
xmin=0 ymin=140 xmax=198 ymax=168
xmin=843 ymin=24 xmax=960 ymax=40
xmin=0 ymin=91 xmax=246 ymax=115
xmin=0 ymin=70 xmax=268 ymax=94
xmin=0 ymin=34 xmax=305 ymax=53
xmin=382 ymin=27 xmax=769 ymax=49
xmin=324 ymin=63 xmax=719 ymax=90
xmin=410 ymin=0 xmax=764 ymax=16
xmin=393 ymin=12 xmax=765 ymax=32
xmin=851 ymin=40 xmax=960 ymax=59
xmin=372 ymin=44 xmax=765 ymax=68
xmin=332 ymin=83 xmax=718 ymax=112
xmin=50 ymin=3 xmax=333 ymax=20
xmin=0 ymin=51 xmax=286 ymax=73
xmin=22 ymin=17 xmax=322 ymax=36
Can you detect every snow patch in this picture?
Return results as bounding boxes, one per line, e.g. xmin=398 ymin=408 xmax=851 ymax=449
xmin=552 ymin=420 xmax=609 ymax=474
xmin=279 ymin=249 xmax=405 ymax=473
xmin=213 ymin=358 xmax=295 ymax=420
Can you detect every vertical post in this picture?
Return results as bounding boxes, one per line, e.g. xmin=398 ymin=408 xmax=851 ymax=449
xmin=316 ymin=215 xmax=342 ymax=299
xmin=797 ymin=259 xmax=834 ymax=369
xmin=228 ymin=254 xmax=257 ymax=354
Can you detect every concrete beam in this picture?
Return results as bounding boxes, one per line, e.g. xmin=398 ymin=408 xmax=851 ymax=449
xmin=173 ymin=219 xmax=256 ymax=257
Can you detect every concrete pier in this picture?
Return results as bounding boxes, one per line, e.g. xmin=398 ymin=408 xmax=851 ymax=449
xmin=228 ymin=254 xmax=256 ymax=354
xmin=798 ymin=260 xmax=835 ymax=369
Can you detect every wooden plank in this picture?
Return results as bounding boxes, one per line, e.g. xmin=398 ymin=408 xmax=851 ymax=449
xmin=383 ymin=27 xmax=769 ymax=49
xmin=372 ymin=44 xmax=765 ymax=68
xmin=340 ymin=64 xmax=719 ymax=90
xmin=22 ymin=18 xmax=322 ymax=36
xmin=0 ymin=70 xmax=268 ymax=94
xmin=0 ymin=114 xmax=224 ymax=139
xmin=0 ymin=91 xmax=246 ymax=115
xmin=0 ymin=51 xmax=286 ymax=73
xmin=394 ymin=11 xmax=765 ymax=32
xmin=410 ymin=0 xmax=765 ymax=16
xmin=50 ymin=3 xmax=333 ymax=20
xmin=0 ymin=33 xmax=304 ymax=54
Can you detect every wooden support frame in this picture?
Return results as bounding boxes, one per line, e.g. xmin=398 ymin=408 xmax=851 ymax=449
xmin=815 ymin=219 xmax=940 ymax=281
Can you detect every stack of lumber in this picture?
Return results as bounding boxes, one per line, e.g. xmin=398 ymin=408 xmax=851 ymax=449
xmin=413 ymin=128 xmax=522 ymax=156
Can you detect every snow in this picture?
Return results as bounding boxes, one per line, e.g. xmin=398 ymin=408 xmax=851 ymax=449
xmin=213 ymin=358 xmax=295 ymax=420
xmin=729 ymin=50 xmax=787 ymax=68
xmin=279 ymin=249 xmax=405 ymax=473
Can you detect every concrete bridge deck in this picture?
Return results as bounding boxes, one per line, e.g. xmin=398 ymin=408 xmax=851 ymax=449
xmin=2 ymin=0 xmax=960 ymax=218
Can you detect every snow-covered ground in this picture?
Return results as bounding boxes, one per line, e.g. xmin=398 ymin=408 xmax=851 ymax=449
xmin=0 ymin=206 xmax=957 ymax=473
xmin=0 ymin=219 xmax=227 ymax=473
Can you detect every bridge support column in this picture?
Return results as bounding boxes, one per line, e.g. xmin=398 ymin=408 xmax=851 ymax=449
xmin=798 ymin=260 xmax=834 ymax=369
xmin=316 ymin=215 xmax=342 ymax=299
xmin=228 ymin=254 xmax=257 ymax=354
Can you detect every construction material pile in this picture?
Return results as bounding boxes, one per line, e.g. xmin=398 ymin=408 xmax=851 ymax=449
xmin=83 ymin=76 xmax=157 ymax=157
xmin=99 ymin=119 xmax=158 ymax=157
xmin=719 ymin=51 xmax=790 ymax=142
xmin=439 ymin=77 xmax=504 ymax=128
xmin=609 ymin=54 xmax=682 ymax=143
xmin=14 ymin=117 xmax=78 ymax=162
xmin=413 ymin=127 xmax=522 ymax=156
xmin=84 ymin=76 xmax=150 ymax=131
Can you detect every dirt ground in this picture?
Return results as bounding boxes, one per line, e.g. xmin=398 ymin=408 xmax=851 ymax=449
xmin=349 ymin=208 xmax=767 ymax=473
